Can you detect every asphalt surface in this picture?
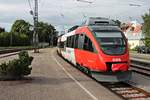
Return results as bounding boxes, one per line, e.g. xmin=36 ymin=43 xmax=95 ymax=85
xmin=0 ymin=48 xmax=121 ymax=100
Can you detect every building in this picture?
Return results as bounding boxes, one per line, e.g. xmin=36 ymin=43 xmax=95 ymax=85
xmin=121 ymin=20 xmax=144 ymax=49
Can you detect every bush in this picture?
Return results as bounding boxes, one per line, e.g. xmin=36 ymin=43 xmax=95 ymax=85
xmin=0 ymin=51 xmax=33 ymax=77
xmin=12 ymin=33 xmax=30 ymax=46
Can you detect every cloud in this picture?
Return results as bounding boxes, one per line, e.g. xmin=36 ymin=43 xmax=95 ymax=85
xmin=0 ymin=0 xmax=150 ymax=32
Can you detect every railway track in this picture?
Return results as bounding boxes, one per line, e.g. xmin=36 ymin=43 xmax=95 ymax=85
xmin=0 ymin=48 xmax=31 ymax=58
xmin=130 ymin=59 xmax=150 ymax=77
xmin=0 ymin=52 xmax=19 ymax=58
xmin=101 ymin=82 xmax=150 ymax=100
xmin=0 ymin=48 xmax=34 ymax=55
xmin=0 ymin=47 xmax=47 ymax=58
xmin=103 ymin=59 xmax=150 ymax=100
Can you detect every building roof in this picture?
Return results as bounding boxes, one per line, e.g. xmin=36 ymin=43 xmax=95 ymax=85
xmin=121 ymin=20 xmax=143 ymax=40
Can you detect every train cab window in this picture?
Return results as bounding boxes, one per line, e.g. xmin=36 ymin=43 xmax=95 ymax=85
xmin=83 ymin=35 xmax=94 ymax=52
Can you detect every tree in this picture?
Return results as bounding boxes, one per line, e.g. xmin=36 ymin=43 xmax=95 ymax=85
xmin=11 ymin=20 xmax=31 ymax=35
xmin=10 ymin=19 xmax=32 ymax=46
xmin=37 ymin=22 xmax=57 ymax=45
xmin=0 ymin=27 xmax=5 ymax=33
xmin=142 ymin=10 xmax=150 ymax=47
xmin=0 ymin=32 xmax=10 ymax=46
xmin=0 ymin=19 xmax=57 ymax=47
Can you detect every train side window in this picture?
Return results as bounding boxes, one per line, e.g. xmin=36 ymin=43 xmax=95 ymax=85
xmin=60 ymin=41 xmax=64 ymax=48
xmin=78 ymin=34 xmax=84 ymax=49
xmin=66 ymin=37 xmax=69 ymax=47
xmin=88 ymin=39 xmax=94 ymax=52
xmin=74 ymin=35 xmax=79 ymax=48
xmin=83 ymin=35 xmax=94 ymax=52
xmin=83 ymin=35 xmax=88 ymax=50
xmin=69 ymin=37 xmax=72 ymax=47
xmin=71 ymin=36 xmax=75 ymax=48
xmin=67 ymin=36 xmax=71 ymax=47
xmin=69 ymin=36 xmax=72 ymax=48
xmin=70 ymin=36 xmax=72 ymax=48
xmin=64 ymin=41 xmax=66 ymax=48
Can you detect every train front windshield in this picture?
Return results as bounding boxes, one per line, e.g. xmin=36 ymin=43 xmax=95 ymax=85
xmin=94 ymin=31 xmax=126 ymax=55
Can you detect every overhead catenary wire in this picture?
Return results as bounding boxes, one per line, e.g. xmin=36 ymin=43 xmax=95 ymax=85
xmin=39 ymin=0 xmax=46 ymax=8
xmin=27 ymin=0 xmax=33 ymax=11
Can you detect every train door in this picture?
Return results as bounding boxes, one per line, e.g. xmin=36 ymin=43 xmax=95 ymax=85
xmin=66 ymin=36 xmax=76 ymax=65
xmin=75 ymin=33 xmax=85 ymax=66
xmin=81 ymin=34 xmax=98 ymax=70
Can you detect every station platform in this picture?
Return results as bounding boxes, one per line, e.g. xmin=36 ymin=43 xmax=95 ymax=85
xmin=0 ymin=48 xmax=121 ymax=100
xmin=130 ymin=53 xmax=150 ymax=63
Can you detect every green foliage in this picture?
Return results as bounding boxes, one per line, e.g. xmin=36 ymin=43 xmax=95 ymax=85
xmin=0 ymin=32 xmax=30 ymax=46
xmin=0 ymin=51 xmax=33 ymax=76
xmin=142 ymin=11 xmax=150 ymax=47
xmin=0 ymin=32 xmax=10 ymax=46
xmin=144 ymin=38 xmax=150 ymax=47
xmin=10 ymin=19 xmax=31 ymax=46
xmin=11 ymin=20 xmax=31 ymax=35
xmin=0 ymin=19 xmax=57 ymax=47
xmin=37 ymin=22 xmax=57 ymax=44
xmin=12 ymin=33 xmax=30 ymax=46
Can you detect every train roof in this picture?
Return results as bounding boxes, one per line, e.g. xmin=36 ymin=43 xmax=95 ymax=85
xmin=83 ymin=17 xmax=116 ymax=26
xmin=89 ymin=25 xmax=121 ymax=32
xmin=84 ymin=17 xmax=121 ymax=31
xmin=67 ymin=17 xmax=120 ymax=33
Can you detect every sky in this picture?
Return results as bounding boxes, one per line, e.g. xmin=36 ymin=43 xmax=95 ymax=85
xmin=0 ymin=0 xmax=150 ymax=32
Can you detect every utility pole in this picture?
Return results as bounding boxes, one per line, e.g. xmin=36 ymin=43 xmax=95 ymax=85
xmin=33 ymin=0 xmax=39 ymax=53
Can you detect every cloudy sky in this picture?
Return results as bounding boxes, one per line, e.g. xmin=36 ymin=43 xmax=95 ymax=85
xmin=0 ymin=0 xmax=150 ymax=32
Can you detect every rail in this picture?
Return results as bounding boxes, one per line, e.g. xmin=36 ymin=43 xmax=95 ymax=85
xmin=101 ymin=82 xmax=150 ymax=100
xmin=0 ymin=48 xmax=33 ymax=55
xmin=130 ymin=58 xmax=150 ymax=77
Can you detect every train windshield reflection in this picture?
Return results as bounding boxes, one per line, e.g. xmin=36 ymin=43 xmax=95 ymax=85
xmin=94 ymin=31 xmax=126 ymax=55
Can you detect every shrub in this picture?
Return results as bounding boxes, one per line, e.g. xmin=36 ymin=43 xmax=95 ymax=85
xmin=0 ymin=51 xmax=33 ymax=77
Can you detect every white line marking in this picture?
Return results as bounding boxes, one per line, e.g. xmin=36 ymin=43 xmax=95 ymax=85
xmin=51 ymin=49 xmax=98 ymax=100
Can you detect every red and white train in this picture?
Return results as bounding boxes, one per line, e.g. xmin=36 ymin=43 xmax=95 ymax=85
xmin=57 ymin=17 xmax=132 ymax=82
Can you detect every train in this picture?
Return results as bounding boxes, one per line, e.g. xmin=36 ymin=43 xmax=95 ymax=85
xmin=57 ymin=17 xmax=132 ymax=82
